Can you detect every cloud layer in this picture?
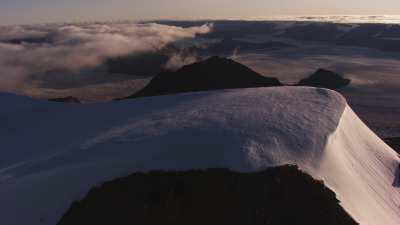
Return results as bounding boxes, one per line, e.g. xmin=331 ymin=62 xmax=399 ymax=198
xmin=0 ymin=22 xmax=212 ymax=91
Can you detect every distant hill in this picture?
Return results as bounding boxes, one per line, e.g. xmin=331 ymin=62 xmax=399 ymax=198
xmin=297 ymin=69 xmax=351 ymax=90
xmin=124 ymin=56 xmax=283 ymax=99
xmin=57 ymin=166 xmax=357 ymax=225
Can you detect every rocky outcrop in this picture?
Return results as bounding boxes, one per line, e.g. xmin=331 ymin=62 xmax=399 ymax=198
xmin=124 ymin=56 xmax=283 ymax=99
xmin=57 ymin=165 xmax=357 ymax=225
xmin=297 ymin=69 xmax=351 ymax=90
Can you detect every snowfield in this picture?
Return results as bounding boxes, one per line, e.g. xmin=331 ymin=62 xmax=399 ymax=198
xmin=0 ymin=87 xmax=399 ymax=225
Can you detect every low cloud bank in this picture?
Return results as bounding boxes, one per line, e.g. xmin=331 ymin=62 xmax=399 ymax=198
xmin=0 ymin=22 xmax=213 ymax=91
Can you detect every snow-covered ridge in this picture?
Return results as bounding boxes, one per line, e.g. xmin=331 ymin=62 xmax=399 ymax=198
xmin=0 ymin=87 xmax=398 ymax=225
xmin=320 ymin=106 xmax=400 ymax=225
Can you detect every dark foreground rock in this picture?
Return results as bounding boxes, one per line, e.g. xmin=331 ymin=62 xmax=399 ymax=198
xmin=123 ymin=56 xmax=283 ymax=99
xmin=49 ymin=96 xmax=81 ymax=103
xmin=57 ymin=165 xmax=357 ymax=225
xmin=297 ymin=69 xmax=351 ymax=90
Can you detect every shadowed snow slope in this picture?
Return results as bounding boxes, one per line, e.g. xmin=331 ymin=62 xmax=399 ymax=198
xmin=0 ymin=87 xmax=398 ymax=225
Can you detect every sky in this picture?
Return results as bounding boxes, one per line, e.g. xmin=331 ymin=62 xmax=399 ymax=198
xmin=1 ymin=0 xmax=400 ymax=25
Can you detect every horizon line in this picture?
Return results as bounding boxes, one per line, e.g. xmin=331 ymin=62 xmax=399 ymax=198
xmin=3 ymin=14 xmax=400 ymax=27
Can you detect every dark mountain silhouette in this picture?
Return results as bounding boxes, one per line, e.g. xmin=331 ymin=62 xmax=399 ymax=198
xmin=57 ymin=165 xmax=357 ymax=225
xmin=124 ymin=56 xmax=283 ymax=99
xmin=49 ymin=96 xmax=81 ymax=103
xmin=297 ymin=69 xmax=351 ymax=90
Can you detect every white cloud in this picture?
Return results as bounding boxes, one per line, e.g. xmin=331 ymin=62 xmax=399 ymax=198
xmin=164 ymin=52 xmax=198 ymax=71
xmin=0 ymin=22 xmax=213 ymax=91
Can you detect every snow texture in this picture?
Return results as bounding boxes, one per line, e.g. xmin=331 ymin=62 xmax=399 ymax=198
xmin=0 ymin=87 xmax=398 ymax=225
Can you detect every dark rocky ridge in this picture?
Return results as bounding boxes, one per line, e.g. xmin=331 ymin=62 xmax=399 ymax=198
xmin=297 ymin=69 xmax=351 ymax=90
xmin=124 ymin=56 xmax=283 ymax=99
xmin=57 ymin=165 xmax=357 ymax=225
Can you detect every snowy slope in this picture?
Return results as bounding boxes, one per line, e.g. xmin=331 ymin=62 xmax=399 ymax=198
xmin=319 ymin=106 xmax=400 ymax=225
xmin=0 ymin=87 xmax=398 ymax=225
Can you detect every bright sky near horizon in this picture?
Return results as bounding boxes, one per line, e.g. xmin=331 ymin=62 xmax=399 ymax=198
xmin=1 ymin=0 xmax=400 ymax=25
